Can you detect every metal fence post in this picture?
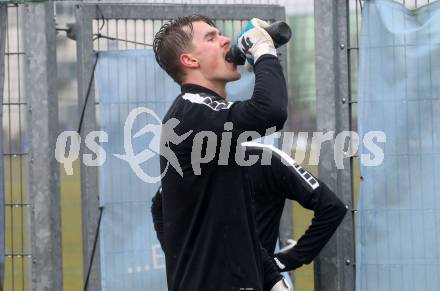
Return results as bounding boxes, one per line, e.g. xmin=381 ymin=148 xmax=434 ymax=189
xmin=23 ymin=2 xmax=63 ymax=290
xmin=313 ymin=0 xmax=355 ymax=291
xmin=276 ymin=10 xmax=293 ymax=247
xmin=0 ymin=6 xmax=7 ymax=291
xmin=75 ymin=5 xmax=101 ymax=290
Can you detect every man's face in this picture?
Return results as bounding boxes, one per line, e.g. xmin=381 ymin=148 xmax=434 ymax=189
xmin=185 ymin=21 xmax=241 ymax=83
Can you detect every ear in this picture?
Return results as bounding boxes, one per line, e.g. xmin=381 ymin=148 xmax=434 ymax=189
xmin=180 ymin=53 xmax=199 ymax=69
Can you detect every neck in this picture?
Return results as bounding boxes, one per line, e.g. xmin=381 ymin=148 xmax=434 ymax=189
xmin=182 ymin=77 xmax=227 ymax=98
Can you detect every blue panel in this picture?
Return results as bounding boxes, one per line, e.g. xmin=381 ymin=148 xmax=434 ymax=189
xmin=356 ymin=1 xmax=440 ymax=291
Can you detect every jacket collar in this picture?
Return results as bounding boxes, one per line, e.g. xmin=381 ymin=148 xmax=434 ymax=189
xmin=181 ymin=83 xmax=223 ymax=99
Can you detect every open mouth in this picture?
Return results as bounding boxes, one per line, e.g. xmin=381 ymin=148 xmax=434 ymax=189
xmin=224 ymin=49 xmax=238 ymax=71
xmin=225 ymin=49 xmax=233 ymax=63
xmin=224 ymin=54 xmax=236 ymax=67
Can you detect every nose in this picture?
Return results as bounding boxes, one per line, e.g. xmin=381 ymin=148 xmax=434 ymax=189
xmin=221 ymin=35 xmax=231 ymax=47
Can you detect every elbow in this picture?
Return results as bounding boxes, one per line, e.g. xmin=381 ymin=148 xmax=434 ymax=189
xmin=275 ymin=109 xmax=288 ymax=131
xmin=266 ymin=107 xmax=288 ymax=131
xmin=321 ymin=199 xmax=348 ymax=225
xmin=335 ymin=201 xmax=348 ymax=222
xmin=321 ymin=184 xmax=348 ymax=222
xmin=278 ymin=109 xmax=288 ymax=128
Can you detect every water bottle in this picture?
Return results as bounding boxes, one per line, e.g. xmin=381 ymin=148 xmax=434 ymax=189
xmin=225 ymin=21 xmax=292 ymax=65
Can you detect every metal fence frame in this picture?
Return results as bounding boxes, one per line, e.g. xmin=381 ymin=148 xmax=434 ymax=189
xmin=0 ymin=2 xmax=65 ymax=291
xmin=314 ymin=1 xmax=355 ymax=291
xmin=23 ymin=3 xmax=63 ymax=291
xmin=74 ymin=3 xmax=288 ymax=290
xmin=0 ymin=6 xmax=7 ymax=291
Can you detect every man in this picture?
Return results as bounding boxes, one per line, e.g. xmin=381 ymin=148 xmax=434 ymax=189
xmin=152 ymin=142 xmax=347 ymax=288
xmin=153 ymin=15 xmax=288 ymax=291
xmin=241 ymin=142 xmax=347 ymax=272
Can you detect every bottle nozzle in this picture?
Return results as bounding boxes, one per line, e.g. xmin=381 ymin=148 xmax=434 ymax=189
xmin=225 ymin=46 xmax=246 ymax=65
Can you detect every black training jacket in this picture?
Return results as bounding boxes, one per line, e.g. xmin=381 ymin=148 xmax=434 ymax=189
xmin=154 ymin=142 xmax=348 ymax=276
xmin=159 ymin=55 xmax=288 ymax=291
xmin=242 ymin=142 xmax=348 ymax=271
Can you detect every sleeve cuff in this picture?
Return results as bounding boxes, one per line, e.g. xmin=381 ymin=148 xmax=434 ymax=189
xmin=254 ymin=54 xmax=279 ymax=67
xmin=274 ymin=253 xmax=303 ymax=271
